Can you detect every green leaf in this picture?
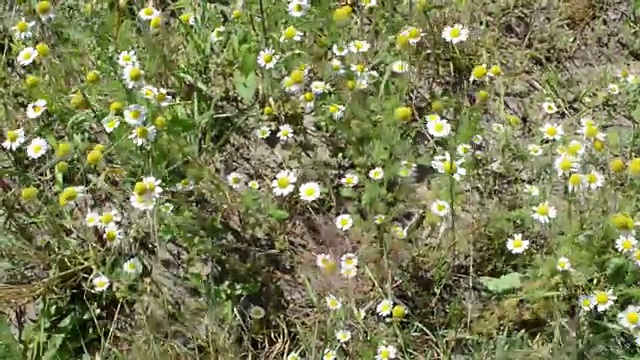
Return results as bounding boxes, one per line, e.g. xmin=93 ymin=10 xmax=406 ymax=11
xmin=479 ymin=272 xmax=523 ymax=294
xmin=233 ymin=71 xmax=257 ymax=103
xmin=339 ymin=187 xmax=357 ymax=199
xmin=269 ymin=209 xmax=289 ymax=221
xmin=239 ymin=45 xmax=255 ymax=77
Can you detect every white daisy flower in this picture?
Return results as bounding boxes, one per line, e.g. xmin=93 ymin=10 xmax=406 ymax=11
xmin=531 ymin=201 xmax=557 ymax=224
xmin=12 ymin=18 xmax=35 ymax=40
xmin=335 ymin=329 xmax=352 ymax=343
xmin=117 ymin=50 xmax=138 ymax=67
xmin=248 ymin=180 xmax=259 ymax=190
xmin=323 ymin=349 xmax=336 ymax=360
xmin=332 ymin=43 xmax=349 ymax=56
xmin=286 ymin=353 xmax=302 ymax=360
xmin=277 ymin=124 xmax=294 ymax=142
xmin=376 ymin=344 xmax=397 ymax=360
xmin=26 ymin=99 xmax=47 ymax=119
xmin=85 ymin=211 xmax=100 ymax=227
xmin=556 ymin=257 xmax=572 ymax=272
xmin=335 ymin=214 xmax=353 ymax=231
xmin=340 ymin=253 xmax=358 ymax=269
xmin=299 ymin=181 xmax=321 ymax=202
xmin=92 ymin=275 xmax=110 ymax=292
xmin=155 ymin=88 xmax=172 ymax=107
xmin=542 ymin=100 xmax=558 ymax=114
xmin=616 ymin=234 xmax=637 ymax=253
xmin=376 ymin=299 xmax=393 ymax=316
xmin=398 ymin=161 xmax=416 ymax=178
xmin=431 ymin=200 xmax=450 ymax=217
xmin=272 ymin=170 xmax=297 ymax=196
xmin=122 ymin=64 xmax=145 ymax=88
xmin=257 ymin=48 xmax=279 ymax=69
xmin=608 ymin=83 xmax=620 ymax=95
xmin=255 ymin=125 xmax=271 ymax=139
xmin=226 ymin=171 xmax=246 ymax=189
xmin=369 ymin=167 xmax=384 ymax=181
xmin=427 ymin=118 xmax=451 ymax=138
xmin=310 ymin=81 xmax=330 ymax=95
xmin=524 ymin=184 xmax=540 ymax=197
xmin=325 ymin=294 xmax=342 ymax=310
xmin=391 ymin=60 xmax=409 ymax=74
xmin=129 ymin=125 xmax=156 ymax=146
xmin=2 ymin=129 xmax=26 ymax=151
xmin=17 ymin=47 xmax=38 ymax=66
xmin=540 ymin=123 xmax=563 ymax=141
xmin=341 ymin=173 xmax=358 ymax=187
xmin=140 ymin=85 xmax=157 ymax=99
xmin=103 ymin=222 xmax=124 ymax=246
xmin=123 ymin=104 xmax=147 ymax=126
xmin=618 ymin=305 xmax=640 ymax=330
xmin=123 ymin=257 xmax=143 ymax=275
xmin=280 ymin=25 xmax=303 ymax=42
xmin=288 ymin=0 xmax=309 ymax=17
xmin=349 ymin=40 xmax=370 ymax=53
xmin=441 ymin=24 xmax=469 ymax=44
xmin=457 ymin=143 xmax=472 ymax=156
xmin=139 ymin=6 xmax=160 ymax=20
xmin=554 ymin=155 xmax=579 ymax=177
xmin=584 ymin=170 xmax=604 ymax=190
xmin=328 ymin=103 xmax=345 ymax=119
xmin=101 ymin=115 xmax=120 ymax=133
xmin=579 ymin=295 xmax=594 ymax=311
xmin=130 ymin=193 xmax=156 ymax=210
xmin=527 ymin=144 xmax=543 ymax=156
xmin=26 ymin=137 xmax=48 ymax=159
xmin=248 ymin=305 xmax=266 ymax=319
xmin=340 ymin=266 xmax=357 ymax=279
xmin=506 ymin=233 xmax=529 ymax=254
xmin=373 ymin=214 xmax=386 ymax=224
xmin=210 ymin=26 xmax=226 ymax=43
xmin=592 ymin=289 xmax=616 ymax=312
xmin=431 ymin=152 xmax=466 ymax=181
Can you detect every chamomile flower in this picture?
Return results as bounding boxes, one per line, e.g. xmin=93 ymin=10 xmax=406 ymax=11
xmin=140 ymin=85 xmax=156 ymax=99
xmin=441 ymin=24 xmax=469 ymax=44
xmin=316 ymin=254 xmax=337 ymax=272
xmin=374 ymin=214 xmax=386 ymax=224
xmin=431 ymin=152 xmax=466 ymax=181
xmin=525 ymin=144 xmax=542 ymax=156
xmin=323 ymin=349 xmax=337 ymax=360
xmin=26 ymin=99 xmax=47 ymax=119
xmin=226 ymin=172 xmax=245 ymax=190
xmin=26 ymin=137 xmax=48 ymax=159
xmin=280 ymin=25 xmax=303 ymax=42
xmin=362 ymin=0 xmax=378 ymax=7
xmin=542 ymin=100 xmax=558 ymax=114
xmin=288 ymin=0 xmax=309 ymax=17
xmin=506 ymin=233 xmax=529 ymax=254
xmin=2 ymin=129 xmax=25 ymax=151
xmin=175 ymin=178 xmax=195 ymax=192
xmin=616 ymin=234 xmax=637 ymax=253
xmin=341 ymin=267 xmax=357 ymax=279
xmin=101 ymin=115 xmax=120 ymax=133
xmin=619 ymin=305 xmax=640 ymax=330
xmin=130 ymin=193 xmax=156 ymax=210
xmin=248 ymin=180 xmax=260 ymax=190
xmin=391 ymin=224 xmax=407 ymax=239
xmin=369 ymin=167 xmax=384 ymax=181
xmin=123 ymin=104 xmax=147 ymax=125
xmin=257 ymin=48 xmax=279 ymax=69
xmin=427 ymin=118 xmax=452 ymax=138
xmin=85 ymin=211 xmax=99 ymax=227
xmin=328 ymin=103 xmax=345 ymax=119
xmin=540 ymin=123 xmax=563 ymax=141
xmin=255 ymin=125 xmax=271 ymax=139
xmin=524 ymin=184 xmax=540 ymax=197
xmin=340 ymin=253 xmax=358 ymax=269
xmin=578 ymin=122 xmax=605 ymax=141
xmin=457 ymin=143 xmax=472 ymax=156
xmin=58 ymin=186 xmax=85 ymax=207
xmin=349 ymin=40 xmax=370 ymax=53
xmin=35 ymin=1 xmax=55 ymax=21
xmin=336 ymin=329 xmax=352 ymax=343
xmin=469 ymin=64 xmax=488 ymax=82
xmin=398 ymin=161 xmax=416 ymax=178
xmin=592 ymin=289 xmax=616 ymax=312
xmin=249 ymin=305 xmax=266 ymax=319
xmin=556 ymin=257 xmax=572 ymax=272
xmin=310 ymin=81 xmax=331 ymax=95
xmin=584 ymin=170 xmax=604 ymax=190
xmin=567 ymin=174 xmax=583 ymax=192
xmin=532 ymin=201 xmax=557 ymax=224
xmin=631 ymin=249 xmax=640 ymax=266
xmin=117 ymin=50 xmax=138 ymax=67
xmin=554 ymin=155 xmax=579 ymax=177
xmin=325 ymin=294 xmax=342 ymax=310
xmin=122 ymin=64 xmax=145 ymax=88
xmin=332 ymin=44 xmax=349 ymax=57
xmin=272 ymin=170 xmax=297 ymax=196
xmin=341 ymin=173 xmax=358 ymax=187
xmin=608 ymin=83 xmax=620 ymax=95
xmin=159 ymin=203 xmax=174 ymax=213
xmin=376 ymin=344 xmax=397 ymax=360
xmin=17 ymin=47 xmax=38 ymax=67
xmin=129 ymin=125 xmax=156 ymax=146
xmin=123 ymin=257 xmax=143 ymax=275
xmin=103 ymin=223 xmax=123 ymax=246
xmin=98 ymin=209 xmax=121 ymax=228
xmin=403 ymin=26 xmax=424 ymax=45
xmin=579 ymin=295 xmax=594 ymax=311
xmin=92 ymin=275 xmax=110 ymax=292
xmin=391 ymin=60 xmax=409 ymax=74
xmin=431 ymin=200 xmax=450 ymax=217
xmin=139 ymin=6 xmax=160 ymax=20
xmin=286 ymin=353 xmax=302 ymax=360
xmin=210 ymin=26 xmax=226 ymax=43
xmin=329 ymin=58 xmax=345 ymax=74
xmin=377 ymin=299 xmax=393 ymax=316
xmin=277 ymin=124 xmax=294 ymax=141
xmin=12 ymin=18 xmax=35 ymax=40
xmin=335 ymin=214 xmax=353 ymax=231
xmin=299 ymin=182 xmax=321 ymax=201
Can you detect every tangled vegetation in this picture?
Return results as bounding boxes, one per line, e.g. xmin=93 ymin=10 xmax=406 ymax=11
xmin=2 ymin=0 xmax=640 ymax=359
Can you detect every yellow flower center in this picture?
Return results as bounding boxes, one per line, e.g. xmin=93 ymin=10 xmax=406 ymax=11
xmin=136 ymin=127 xmax=148 ymax=138
xmin=100 ymin=213 xmax=114 ymax=224
xmin=22 ymin=52 xmax=32 ymax=61
xmin=559 ymin=158 xmax=572 ymax=171
xmin=380 ymin=350 xmax=390 ymax=358
xmin=128 ymin=67 xmax=142 ymax=81
xmin=408 ymin=27 xmax=420 ymax=39
xmin=156 ymin=92 xmax=167 ymax=102
xmin=568 ymin=174 xmax=582 ymax=186
xmin=304 ymin=92 xmax=314 ymax=102
xmin=95 ymin=280 xmax=106 ymax=288
xmin=16 ymin=21 xmax=28 ymax=32
xmin=355 ymin=64 xmax=365 ymax=73
xmin=283 ymin=26 xmax=296 ymax=39
xmin=512 ymin=239 xmax=523 ymax=248
xmin=595 ymin=292 xmax=608 ymax=305
xmin=586 ymin=173 xmax=596 ymax=184
xmin=262 ymin=54 xmax=273 ymax=63
xmin=142 ymin=7 xmax=154 ymax=16
xmin=536 ymin=204 xmax=549 ymax=216
xmin=558 ymin=261 xmax=566 ymax=268
xmin=32 ymin=144 xmax=42 ymax=153
xmin=304 ymin=187 xmax=315 ymax=196
xmin=434 ymin=123 xmax=444 ymax=132
xmin=581 ymin=298 xmax=591 ymax=307
xmin=291 ymin=70 xmax=304 ymax=84
xmin=628 ymin=312 xmax=639 ymax=324
xmin=36 ymin=1 xmax=51 ymax=15
xmin=472 ymin=65 xmax=487 ymax=79
xmin=7 ymin=131 xmax=18 ymax=142
xmin=354 ymin=42 xmax=363 ymax=50
xmin=293 ymin=4 xmax=302 ymax=11
xmin=622 ymin=239 xmax=634 ymax=250
xmin=567 ymin=143 xmax=582 ymax=155
xmin=277 ymin=177 xmax=290 ymax=188
xmin=584 ymin=125 xmax=598 ymax=138
xmin=106 ymin=231 xmax=117 ymax=242
xmin=545 ymin=127 xmax=557 ymax=136
xmin=128 ymin=263 xmax=136 ymax=270
xmin=450 ymin=27 xmax=461 ymax=38
xmin=443 ymin=161 xmax=456 ymax=174
xmin=339 ymin=219 xmax=349 ymax=226
xmin=130 ymin=110 xmax=140 ymax=119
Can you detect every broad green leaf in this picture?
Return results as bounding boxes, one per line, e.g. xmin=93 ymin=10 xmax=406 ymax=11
xmin=479 ymin=272 xmax=523 ymax=294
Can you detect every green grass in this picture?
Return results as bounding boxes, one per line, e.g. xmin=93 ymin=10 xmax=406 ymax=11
xmin=1 ymin=0 xmax=640 ymax=359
